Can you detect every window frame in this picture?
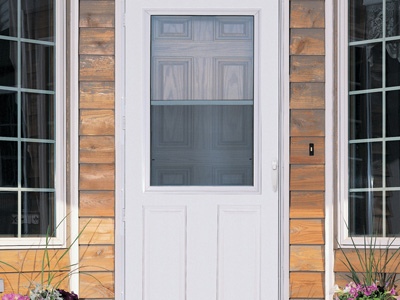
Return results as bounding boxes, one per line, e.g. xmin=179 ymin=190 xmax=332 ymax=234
xmin=0 ymin=0 xmax=66 ymax=248
xmin=337 ymin=0 xmax=400 ymax=247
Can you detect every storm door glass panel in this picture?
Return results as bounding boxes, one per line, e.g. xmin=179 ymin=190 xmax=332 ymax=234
xmin=150 ymin=16 xmax=254 ymax=186
xmin=348 ymin=0 xmax=400 ymax=236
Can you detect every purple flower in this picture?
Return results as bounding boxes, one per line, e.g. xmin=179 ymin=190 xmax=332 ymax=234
xmin=57 ymin=289 xmax=79 ymax=300
xmin=2 ymin=294 xmax=29 ymax=300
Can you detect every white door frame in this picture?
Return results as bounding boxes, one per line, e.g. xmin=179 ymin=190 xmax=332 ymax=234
xmin=114 ymin=0 xmax=290 ymax=298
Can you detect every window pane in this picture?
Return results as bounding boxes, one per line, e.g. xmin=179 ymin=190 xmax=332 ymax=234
xmin=349 ymin=43 xmax=382 ymax=91
xmin=21 ymin=142 xmax=54 ymax=188
xmin=0 ymin=39 xmax=17 ymax=87
xmin=22 ymin=93 xmax=54 ymax=139
xmin=349 ymin=191 xmax=383 ymax=236
xmin=151 ymin=105 xmax=253 ymax=186
xmin=21 ymin=42 xmax=54 ymax=90
xmin=21 ymin=192 xmax=54 ymax=237
xmin=386 ymin=140 xmax=400 ymax=187
xmin=349 ymin=142 xmax=382 ymax=188
xmin=386 ymin=41 xmax=400 ymax=87
xmin=0 ymin=141 xmax=17 ymax=187
xmin=150 ymin=16 xmax=254 ymax=187
xmin=386 ymin=90 xmax=400 ymax=137
xmin=0 ymin=0 xmax=18 ymax=37
xmin=21 ymin=0 xmax=54 ymax=42
xmin=349 ymin=0 xmax=382 ymax=42
xmin=0 ymin=91 xmax=17 ymax=137
xmin=386 ymin=0 xmax=400 ymax=37
xmin=349 ymin=92 xmax=382 ymax=140
xmin=386 ymin=191 xmax=400 ymax=236
xmin=0 ymin=192 xmax=18 ymax=237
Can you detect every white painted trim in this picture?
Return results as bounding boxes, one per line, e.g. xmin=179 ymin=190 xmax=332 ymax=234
xmin=69 ymin=0 xmax=80 ymax=294
xmin=279 ymin=0 xmax=290 ymax=297
xmin=325 ymin=0 xmax=335 ymax=297
xmin=115 ymin=0 xmax=126 ymax=299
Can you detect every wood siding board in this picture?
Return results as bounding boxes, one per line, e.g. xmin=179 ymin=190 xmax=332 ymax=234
xmin=290 ymin=245 xmax=325 ymax=271
xmin=290 ymin=109 xmax=325 ymax=137
xmin=290 ymin=191 xmax=325 ymax=218
xmin=80 ymin=55 xmax=115 ymax=82
xmin=79 ymin=245 xmax=115 ymax=271
xmin=0 ymin=250 xmax=69 ymax=272
xmin=290 ymin=272 xmax=325 ymax=298
xmin=80 ymin=82 xmax=115 ymax=109
xmin=80 ymin=191 xmax=115 ymax=217
xmin=80 ymin=109 xmax=115 ymax=136
xmin=79 ymin=271 xmax=115 ymax=298
xmin=290 ymin=1 xmax=325 ymax=29
xmin=290 ymin=55 xmax=325 ymax=83
xmin=80 ymin=28 xmax=115 ymax=55
xmin=334 ymin=250 xmax=400 ymax=273
xmin=0 ymin=273 xmax=69 ymax=295
xmin=80 ymin=136 xmax=115 ymax=164
xmin=290 ymin=137 xmax=324 ymax=164
xmin=79 ymin=164 xmax=115 ymax=191
xmin=290 ymin=28 xmax=325 ymax=55
xmin=79 ymin=1 xmax=115 ymax=28
xmin=79 ymin=218 xmax=115 ymax=245
xmin=290 ymin=219 xmax=325 ymax=245
xmin=290 ymin=165 xmax=325 ymax=191
xmin=290 ymin=82 xmax=325 ymax=109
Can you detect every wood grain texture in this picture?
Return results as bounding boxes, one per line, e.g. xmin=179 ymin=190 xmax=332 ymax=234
xmin=80 ymin=191 xmax=115 ymax=217
xmin=0 ymin=273 xmax=69 ymax=295
xmin=290 ymin=191 xmax=325 ymax=218
xmin=291 ymin=137 xmax=324 ymax=164
xmin=290 ymin=272 xmax=325 ymax=298
xmin=80 ymin=136 xmax=115 ymax=164
xmin=80 ymin=28 xmax=115 ymax=55
xmin=79 ymin=271 xmax=115 ymax=298
xmin=291 ymin=109 xmax=325 ymax=136
xmin=290 ymin=245 xmax=324 ymax=271
xmin=290 ymin=55 xmax=325 ymax=82
xmin=80 ymin=109 xmax=114 ymax=136
xmin=79 ymin=164 xmax=115 ymax=191
xmin=0 ymin=250 xmax=69 ymax=272
xmin=290 ymin=219 xmax=324 ymax=244
xmin=79 ymin=218 xmax=114 ymax=245
xmin=290 ymin=29 xmax=325 ymax=55
xmin=290 ymin=1 xmax=325 ymax=28
xmin=290 ymin=165 xmax=325 ymax=191
xmin=79 ymin=245 xmax=115 ymax=271
xmin=290 ymin=82 xmax=325 ymax=109
xmin=79 ymin=0 xmax=115 ymax=28
xmin=334 ymin=249 xmax=400 ymax=273
xmin=80 ymin=55 xmax=115 ymax=81
xmin=80 ymin=82 xmax=114 ymax=109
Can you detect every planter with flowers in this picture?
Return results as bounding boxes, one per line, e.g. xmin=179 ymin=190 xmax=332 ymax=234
xmin=0 ymin=218 xmax=99 ymax=300
xmin=333 ymin=235 xmax=400 ymax=300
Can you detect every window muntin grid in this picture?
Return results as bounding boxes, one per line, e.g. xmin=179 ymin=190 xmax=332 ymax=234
xmin=0 ymin=0 xmax=57 ymax=238
xmin=348 ymin=0 xmax=400 ymax=236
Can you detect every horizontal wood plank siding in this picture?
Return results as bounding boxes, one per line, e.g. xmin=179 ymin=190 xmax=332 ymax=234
xmin=78 ymin=1 xmax=116 ymax=298
xmin=290 ymin=245 xmax=325 ymax=271
xmin=289 ymin=0 xmax=326 ymax=297
xmin=290 ymin=191 xmax=325 ymax=219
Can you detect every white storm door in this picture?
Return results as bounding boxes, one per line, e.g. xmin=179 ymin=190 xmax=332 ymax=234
xmin=124 ymin=2 xmax=280 ymax=300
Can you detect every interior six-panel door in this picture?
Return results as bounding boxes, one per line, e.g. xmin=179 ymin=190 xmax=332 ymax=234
xmin=124 ymin=1 xmax=280 ymax=300
xmin=151 ymin=16 xmax=254 ymax=186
